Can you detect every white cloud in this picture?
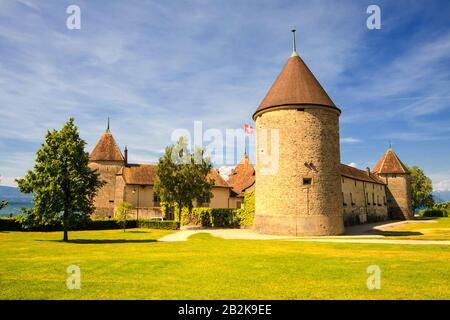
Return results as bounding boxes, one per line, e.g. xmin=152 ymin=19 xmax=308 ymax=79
xmin=340 ymin=137 xmax=361 ymax=144
xmin=347 ymin=162 xmax=357 ymax=168
xmin=0 ymin=176 xmax=19 ymax=187
xmin=434 ymin=178 xmax=450 ymax=192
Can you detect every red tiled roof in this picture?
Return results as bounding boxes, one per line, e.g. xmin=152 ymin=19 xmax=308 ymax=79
xmin=90 ymin=131 xmax=124 ymax=161
xmin=227 ymin=154 xmax=255 ymax=193
xmin=372 ymin=149 xmax=409 ymax=174
xmin=122 ymin=164 xmax=157 ymax=185
xmin=122 ymin=164 xmax=230 ymax=188
xmin=253 ymin=54 xmax=338 ymax=120
xmin=207 ymin=169 xmax=230 ymax=188
xmin=339 ymin=164 xmax=386 ymax=185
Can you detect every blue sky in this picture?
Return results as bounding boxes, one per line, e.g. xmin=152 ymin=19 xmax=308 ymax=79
xmin=0 ymin=0 xmax=450 ymax=191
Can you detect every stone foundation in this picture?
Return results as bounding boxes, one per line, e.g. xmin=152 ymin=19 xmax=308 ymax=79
xmin=253 ymin=214 xmax=344 ymax=236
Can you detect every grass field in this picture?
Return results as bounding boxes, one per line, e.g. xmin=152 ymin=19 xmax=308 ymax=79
xmin=381 ymin=217 xmax=450 ymax=240
xmin=1 ymin=220 xmax=449 ymax=300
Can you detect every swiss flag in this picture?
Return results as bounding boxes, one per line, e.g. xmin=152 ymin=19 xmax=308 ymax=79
xmin=244 ymin=123 xmax=254 ymax=135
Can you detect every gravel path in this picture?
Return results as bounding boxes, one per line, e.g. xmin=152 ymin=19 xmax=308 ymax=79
xmin=157 ymin=220 xmax=450 ymax=245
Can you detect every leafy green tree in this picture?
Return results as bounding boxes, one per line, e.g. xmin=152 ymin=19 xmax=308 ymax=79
xmin=16 ymin=118 xmax=104 ymax=241
xmin=154 ymin=137 xmax=213 ymax=221
xmin=115 ymin=201 xmax=133 ymax=232
xmin=0 ymin=200 xmax=8 ymax=210
xmin=409 ymin=166 xmax=434 ymax=210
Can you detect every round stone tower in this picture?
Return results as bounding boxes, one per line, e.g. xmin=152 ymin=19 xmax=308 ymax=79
xmin=252 ymin=32 xmax=344 ymax=236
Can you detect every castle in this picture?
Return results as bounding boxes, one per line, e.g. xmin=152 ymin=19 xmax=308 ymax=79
xmin=88 ymin=33 xmax=413 ymax=235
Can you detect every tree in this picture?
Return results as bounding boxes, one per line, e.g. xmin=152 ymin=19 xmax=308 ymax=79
xmin=409 ymin=165 xmax=434 ymax=210
xmin=16 ymin=118 xmax=104 ymax=241
xmin=0 ymin=200 xmax=7 ymax=210
xmin=154 ymin=137 xmax=213 ymax=221
xmin=115 ymin=201 xmax=133 ymax=232
xmin=0 ymin=176 xmax=8 ymax=210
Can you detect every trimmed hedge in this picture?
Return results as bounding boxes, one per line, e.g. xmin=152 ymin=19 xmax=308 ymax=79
xmin=0 ymin=217 xmax=136 ymax=231
xmin=0 ymin=217 xmax=22 ymax=231
xmin=182 ymin=208 xmax=238 ymax=228
xmin=420 ymin=208 xmax=449 ymax=217
xmin=137 ymin=220 xmax=180 ymax=230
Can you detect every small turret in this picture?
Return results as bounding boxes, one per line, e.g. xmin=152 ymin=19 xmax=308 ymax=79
xmin=88 ymin=118 xmax=125 ymax=217
xmin=372 ymin=148 xmax=413 ymax=220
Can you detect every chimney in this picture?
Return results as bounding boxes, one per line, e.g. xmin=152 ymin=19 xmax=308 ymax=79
xmin=366 ymin=167 xmax=371 ymax=175
xmin=124 ymin=146 xmax=128 ymax=165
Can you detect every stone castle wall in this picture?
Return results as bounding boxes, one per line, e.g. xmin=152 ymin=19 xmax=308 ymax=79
xmin=341 ymin=177 xmax=388 ymax=225
xmin=380 ymin=173 xmax=413 ymax=220
xmin=89 ymin=160 xmax=124 ymax=218
xmin=253 ymin=106 xmax=344 ymax=236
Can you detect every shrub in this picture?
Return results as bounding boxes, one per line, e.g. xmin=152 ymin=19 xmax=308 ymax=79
xmin=235 ymin=192 xmax=255 ymax=227
xmin=434 ymin=202 xmax=450 ymax=210
xmin=137 ymin=220 xmax=180 ymax=230
xmin=0 ymin=217 xmax=136 ymax=231
xmin=0 ymin=217 xmax=22 ymax=231
xmin=182 ymin=208 xmax=238 ymax=228
xmin=420 ymin=208 xmax=449 ymax=217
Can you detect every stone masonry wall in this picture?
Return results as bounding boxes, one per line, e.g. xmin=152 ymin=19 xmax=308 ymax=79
xmin=341 ymin=177 xmax=388 ymax=226
xmin=380 ymin=173 xmax=413 ymax=220
xmin=89 ymin=160 xmax=123 ymax=218
xmin=253 ymin=106 xmax=344 ymax=236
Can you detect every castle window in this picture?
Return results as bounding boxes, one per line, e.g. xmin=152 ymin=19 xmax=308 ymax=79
xmin=350 ymin=193 xmax=355 ymax=206
xmin=354 ymin=180 xmax=357 ymax=187
xmin=153 ymin=193 xmax=161 ymax=206
xmin=236 ymin=201 xmax=242 ymax=209
xmin=303 ymin=178 xmax=312 ymax=186
xmin=297 ymin=108 xmax=305 ymax=111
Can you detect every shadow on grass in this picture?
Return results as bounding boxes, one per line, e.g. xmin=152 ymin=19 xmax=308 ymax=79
xmin=126 ymin=230 xmax=151 ymax=234
xmin=36 ymin=239 xmax=157 ymax=244
xmin=373 ymin=231 xmax=423 ymax=237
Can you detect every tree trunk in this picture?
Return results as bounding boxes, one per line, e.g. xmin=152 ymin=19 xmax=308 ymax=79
xmin=63 ymin=226 xmax=68 ymax=242
xmin=63 ymin=211 xmax=68 ymax=242
xmin=178 ymin=202 xmax=182 ymax=222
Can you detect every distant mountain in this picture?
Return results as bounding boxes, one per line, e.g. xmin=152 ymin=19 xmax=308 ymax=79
xmin=433 ymin=191 xmax=450 ymax=203
xmin=0 ymin=186 xmax=33 ymax=216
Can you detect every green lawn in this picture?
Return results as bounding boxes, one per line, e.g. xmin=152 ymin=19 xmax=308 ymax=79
xmin=0 ymin=225 xmax=449 ymax=299
xmin=381 ymin=217 xmax=450 ymax=240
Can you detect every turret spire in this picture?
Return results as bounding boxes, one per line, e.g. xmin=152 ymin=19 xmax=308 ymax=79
xmin=291 ymin=26 xmax=298 ymax=57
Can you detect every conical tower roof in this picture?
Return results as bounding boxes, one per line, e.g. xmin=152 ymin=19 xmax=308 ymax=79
xmin=372 ymin=149 xmax=409 ymax=174
xmin=253 ymin=53 xmax=338 ymax=120
xmin=90 ymin=127 xmax=124 ymax=162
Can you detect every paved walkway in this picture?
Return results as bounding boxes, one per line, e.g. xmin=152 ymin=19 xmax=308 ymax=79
xmin=288 ymin=239 xmax=450 ymax=245
xmin=157 ymin=229 xmax=295 ymax=242
xmin=157 ymin=220 xmax=450 ymax=245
